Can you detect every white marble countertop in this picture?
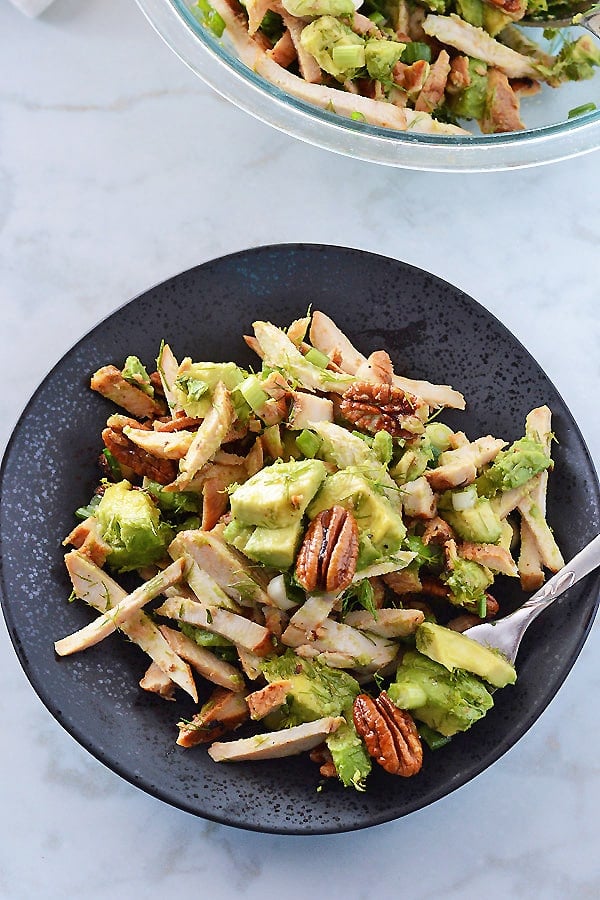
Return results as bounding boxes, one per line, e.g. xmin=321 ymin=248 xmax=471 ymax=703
xmin=1 ymin=1 xmax=599 ymax=897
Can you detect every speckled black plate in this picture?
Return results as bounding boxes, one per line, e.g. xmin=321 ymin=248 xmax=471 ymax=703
xmin=1 ymin=245 xmax=599 ymax=834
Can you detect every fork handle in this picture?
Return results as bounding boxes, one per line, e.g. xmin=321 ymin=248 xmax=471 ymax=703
xmin=521 ymin=533 xmax=600 ymax=620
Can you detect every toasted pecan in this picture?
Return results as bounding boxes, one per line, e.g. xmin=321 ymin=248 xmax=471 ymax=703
xmin=353 ymin=691 xmax=423 ymax=777
xmin=102 ymin=425 xmax=177 ymax=485
xmin=340 ymin=382 xmax=426 ymax=438
xmin=295 ymin=507 xmax=359 ymax=595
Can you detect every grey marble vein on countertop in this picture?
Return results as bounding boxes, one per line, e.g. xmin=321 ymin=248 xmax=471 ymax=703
xmin=1 ymin=1 xmax=599 ymax=898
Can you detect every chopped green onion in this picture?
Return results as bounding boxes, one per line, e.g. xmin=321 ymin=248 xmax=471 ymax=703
xmin=102 ymin=448 xmax=122 ymax=481
xmin=368 ymin=11 xmax=386 ymax=25
xmin=568 ymin=102 xmax=597 ymax=119
xmin=304 ymin=347 xmax=330 ymax=369
xmin=332 ymin=44 xmax=366 ymax=70
xmin=401 ymin=42 xmax=431 ymax=64
xmin=193 ymin=0 xmax=226 ymax=37
xmin=351 ymin=111 xmax=366 ymax=122
xmin=296 ymin=429 xmax=322 ymax=459
xmin=74 ymin=494 xmax=101 ymax=521
xmin=477 ymin=594 xmax=487 ymax=619
xmin=238 ymin=375 xmax=269 ymax=412
xmin=372 ymin=430 xmax=393 ymax=466
xmin=418 ymin=723 xmax=452 ymax=751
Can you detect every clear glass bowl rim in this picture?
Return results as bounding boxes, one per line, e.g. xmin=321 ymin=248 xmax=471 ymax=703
xmin=136 ymin=0 xmax=600 ymax=171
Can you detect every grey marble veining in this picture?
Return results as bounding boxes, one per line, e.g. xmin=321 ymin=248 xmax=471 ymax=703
xmin=0 ymin=1 xmax=599 ymax=897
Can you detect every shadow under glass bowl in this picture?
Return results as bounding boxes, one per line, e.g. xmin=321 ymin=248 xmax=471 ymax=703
xmin=135 ymin=0 xmax=600 ymax=171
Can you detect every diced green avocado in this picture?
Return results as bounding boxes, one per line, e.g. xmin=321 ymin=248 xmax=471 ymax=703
xmin=372 ymin=430 xmax=393 ymax=466
xmin=300 ymin=16 xmax=365 ymax=81
xmin=448 ymin=57 xmax=488 ymax=121
xmin=482 ymin=437 xmax=551 ymax=494
xmin=121 ymin=355 xmax=153 ymax=396
xmin=365 ymin=39 xmax=405 ymax=80
xmin=391 ymin=435 xmax=435 ymax=484
xmin=416 ymin=622 xmax=517 ymax=688
xmin=174 ymin=361 xmax=245 ymax=417
xmin=222 ymin=518 xmax=254 ymax=553
xmin=262 ymin=650 xmax=360 ymax=727
xmin=307 ymin=468 xmax=406 ymax=556
xmin=442 ymin=557 xmax=493 ymax=611
xmin=440 ymin=495 xmax=503 ymax=543
xmin=283 ymin=0 xmax=354 ymax=15
xmin=357 ymin=533 xmax=383 ymax=569
xmin=311 ymin=421 xmax=379 ymax=470
xmin=456 ymin=0 xmax=512 ymax=34
xmin=261 ymin=424 xmax=284 ymax=461
xmin=326 ymin=715 xmax=372 ymax=790
xmin=95 ymin=480 xmax=172 ymax=572
xmin=242 ymin=521 xmax=303 ymax=570
xmin=388 ymin=650 xmax=494 ymax=736
xmin=230 ymin=459 xmax=326 ymax=528
xmin=498 ymin=518 xmax=515 ymax=552
xmin=482 ymin=4 xmax=512 ymax=36
xmin=455 ymin=0 xmax=483 ymax=27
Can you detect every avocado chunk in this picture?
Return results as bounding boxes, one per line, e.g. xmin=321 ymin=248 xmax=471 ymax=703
xmin=440 ymin=495 xmax=503 ymax=543
xmin=455 ymin=0 xmax=512 ymax=35
xmin=442 ymin=556 xmax=493 ymax=611
xmin=262 ymin=650 xmax=360 ymax=727
xmin=283 ymin=0 xmax=355 ymax=15
xmin=416 ymin=622 xmax=516 ymax=688
xmin=326 ymin=715 xmax=372 ymax=790
xmin=365 ymin=39 xmax=405 ymax=80
xmin=307 ymin=468 xmax=406 ymax=557
xmin=230 ymin=459 xmax=326 ymax=528
xmin=222 ymin=518 xmax=254 ymax=553
xmin=391 ymin=434 xmax=435 ymax=484
xmin=388 ymin=650 xmax=494 ymax=736
xmin=242 ymin=521 xmax=303 ymax=570
xmin=95 ymin=480 xmax=172 ymax=572
xmin=175 ymin=361 xmax=245 ymax=417
xmin=447 ymin=57 xmax=488 ymax=121
xmin=480 ymin=436 xmax=551 ymax=495
xmin=300 ymin=16 xmax=365 ymax=81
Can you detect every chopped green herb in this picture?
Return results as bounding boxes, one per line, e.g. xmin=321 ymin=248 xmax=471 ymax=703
xmin=568 ymin=102 xmax=597 ymax=118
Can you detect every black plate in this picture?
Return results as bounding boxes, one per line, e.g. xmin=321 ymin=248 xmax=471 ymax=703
xmin=1 ymin=244 xmax=599 ymax=834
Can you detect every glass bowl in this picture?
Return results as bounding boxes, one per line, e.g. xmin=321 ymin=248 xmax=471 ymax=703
xmin=136 ymin=0 xmax=600 ymax=171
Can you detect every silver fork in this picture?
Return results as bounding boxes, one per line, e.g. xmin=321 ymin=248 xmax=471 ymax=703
xmin=522 ymin=2 xmax=600 ymax=37
xmin=464 ymin=534 xmax=600 ymax=665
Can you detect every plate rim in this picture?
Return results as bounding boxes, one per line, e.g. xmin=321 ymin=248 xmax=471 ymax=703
xmin=1 ymin=243 xmax=599 ymax=834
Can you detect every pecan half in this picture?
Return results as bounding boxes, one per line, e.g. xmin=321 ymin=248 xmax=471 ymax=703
xmin=353 ymin=691 xmax=423 ymax=777
xmin=102 ymin=423 xmax=177 ymax=485
xmin=295 ymin=506 xmax=359 ymax=594
xmin=340 ymin=382 xmax=426 ymax=438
